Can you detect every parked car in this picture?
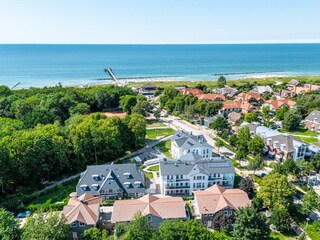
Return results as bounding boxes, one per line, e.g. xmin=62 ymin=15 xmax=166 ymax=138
xmin=17 ymin=210 xmax=32 ymax=218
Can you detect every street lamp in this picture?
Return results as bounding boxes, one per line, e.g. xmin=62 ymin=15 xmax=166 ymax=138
xmin=305 ymin=217 xmax=310 ymax=231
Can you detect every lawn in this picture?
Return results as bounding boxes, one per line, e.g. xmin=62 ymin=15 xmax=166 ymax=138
xmin=144 ymin=171 xmax=154 ymax=180
xmin=148 ymin=165 xmax=159 ymax=171
xmin=294 ymin=136 xmax=319 ymax=146
xmin=292 ymin=210 xmax=320 ymax=240
xmin=147 ymin=122 xmax=166 ymax=128
xmin=269 ymin=230 xmax=297 ymax=240
xmin=146 ymin=128 xmax=175 ymax=140
xmin=156 ymin=139 xmax=172 ymax=158
xmin=28 ymin=180 xmax=77 ymax=205
xmin=279 ymin=127 xmax=318 ymax=137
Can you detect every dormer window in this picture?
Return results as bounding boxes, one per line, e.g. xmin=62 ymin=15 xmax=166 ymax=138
xmin=91 ymin=184 xmax=99 ymax=191
xmin=81 ymin=185 xmax=89 ymax=191
xmin=92 ymin=174 xmax=100 ymax=181
xmin=124 ymin=182 xmax=131 ymax=189
xmin=123 ymin=173 xmax=132 ymax=179
xmin=134 ymin=181 xmax=142 ymax=188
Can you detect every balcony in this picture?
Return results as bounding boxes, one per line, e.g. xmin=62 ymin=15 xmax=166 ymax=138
xmin=165 ymin=185 xmax=190 ymax=189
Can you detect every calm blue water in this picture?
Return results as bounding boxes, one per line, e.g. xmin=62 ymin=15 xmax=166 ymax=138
xmin=0 ymin=44 xmax=320 ymax=88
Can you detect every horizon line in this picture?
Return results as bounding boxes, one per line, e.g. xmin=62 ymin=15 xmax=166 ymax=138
xmin=1 ymin=40 xmax=320 ymax=45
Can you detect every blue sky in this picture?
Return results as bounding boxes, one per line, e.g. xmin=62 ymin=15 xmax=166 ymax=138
xmin=0 ymin=0 xmax=319 ymax=44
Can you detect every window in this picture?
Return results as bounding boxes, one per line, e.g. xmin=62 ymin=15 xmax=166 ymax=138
xmin=79 ymin=222 xmax=86 ymax=227
xmin=203 ymin=150 xmax=205 ymax=154
xmin=207 ymin=149 xmax=209 ymax=153
xmin=71 ymin=221 xmax=77 ymax=227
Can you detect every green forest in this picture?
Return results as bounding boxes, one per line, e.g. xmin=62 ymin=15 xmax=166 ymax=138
xmin=0 ymin=85 xmax=146 ymax=211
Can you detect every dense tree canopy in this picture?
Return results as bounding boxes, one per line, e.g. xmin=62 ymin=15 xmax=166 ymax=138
xmin=0 ymin=208 xmax=21 ymax=240
xmin=257 ymin=173 xmax=296 ymax=211
xmin=233 ymin=207 xmax=270 ymax=240
xmin=0 ymin=85 xmax=146 ymax=210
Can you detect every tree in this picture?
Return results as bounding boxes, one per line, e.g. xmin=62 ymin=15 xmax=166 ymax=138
xmin=282 ymin=158 xmax=299 ymax=176
xmin=184 ymin=220 xmax=216 ymax=240
xmin=236 ymin=126 xmax=251 ymax=162
xmin=70 ymin=102 xmax=90 ymax=115
xmin=238 ymin=177 xmax=255 ymax=198
xmin=260 ymin=105 xmax=272 ymax=127
xmin=270 ymin=208 xmax=291 ymax=232
xmin=248 ymin=155 xmax=264 ymax=175
xmin=217 ymin=76 xmax=227 ymax=88
xmin=283 ymin=110 xmax=302 ymax=131
xmin=210 ymin=116 xmax=228 ymax=134
xmin=248 ymin=136 xmax=265 ymax=156
xmin=233 ymin=207 xmax=270 ymax=240
xmin=128 ymin=114 xmax=146 ymax=148
xmin=257 ymin=173 xmax=296 ymax=210
xmin=301 ymin=189 xmax=320 ymax=215
xmin=275 ymin=106 xmax=289 ymax=120
xmin=120 ymin=95 xmax=137 ymax=114
xmin=123 ymin=214 xmax=153 ymax=240
xmin=0 ymin=208 xmax=21 ymax=240
xmin=215 ymin=139 xmax=224 ymax=153
xmin=21 ymin=212 xmax=70 ymax=240
xmin=229 ymin=134 xmax=238 ymax=147
xmin=211 ymin=211 xmax=234 ymax=231
xmin=156 ymin=220 xmax=187 ymax=240
xmin=165 ymin=99 xmax=175 ymax=113
xmin=80 ymin=228 xmax=108 ymax=240
xmin=244 ymin=112 xmax=258 ymax=123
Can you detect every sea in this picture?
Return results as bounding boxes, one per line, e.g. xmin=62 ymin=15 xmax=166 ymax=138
xmin=1 ymin=44 xmax=320 ymax=88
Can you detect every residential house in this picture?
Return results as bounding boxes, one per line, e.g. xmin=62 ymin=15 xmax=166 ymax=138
xmin=63 ymin=194 xmax=102 ymax=239
xmin=159 ymin=155 xmax=235 ymax=196
xmin=292 ymin=84 xmax=320 ymax=95
xmin=239 ymin=122 xmax=307 ymax=161
xmin=263 ymin=99 xmax=297 ymax=112
xmin=219 ymin=100 xmax=255 ymax=116
xmin=235 ymin=92 xmax=263 ymax=106
xmin=76 ymin=163 xmax=145 ymax=200
xmin=192 ymin=185 xmax=251 ymax=228
xmin=287 ymin=79 xmax=301 ymax=90
xmin=219 ymin=101 xmax=241 ymax=116
xmin=181 ymin=88 xmax=204 ymax=97
xmin=278 ymin=89 xmax=295 ymax=99
xmin=170 ymin=131 xmax=212 ymax=159
xmin=197 ymin=94 xmax=226 ymax=101
xmin=252 ymin=85 xmax=273 ymax=94
xmin=111 ymin=194 xmax=188 ymax=226
xmin=138 ymin=83 xmax=157 ymax=95
xmin=228 ymin=112 xmax=242 ymax=125
xmin=265 ymin=134 xmax=307 ymax=161
xmin=305 ymin=110 xmax=320 ymax=133
xmin=215 ymin=86 xmax=239 ymax=98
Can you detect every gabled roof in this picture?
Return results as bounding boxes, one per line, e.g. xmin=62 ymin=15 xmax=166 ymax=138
xmin=228 ymin=112 xmax=242 ymax=122
xmin=222 ymin=101 xmax=241 ymax=110
xmin=76 ymin=163 xmax=145 ymax=196
xmin=267 ymin=134 xmax=306 ymax=152
xmin=288 ymin=79 xmax=301 ymax=86
xmin=181 ymin=88 xmax=204 ymax=97
xmin=111 ymin=195 xmax=186 ymax=223
xmin=252 ymin=85 xmax=273 ymax=94
xmin=193 ymin=185 xmax=251 ymax=215
xmin=305 ymin=110 xmax=320 ymax=124
xmin=216 ymin=86 xmax=238 ymax=97
xmin=63 ymin=194 xmax=101 ymax=225
xmin=265 ymin=99 xmax=296 ymax=110
xmin=237 ymin=92 xmax=262 ymax=102
xmin=197 ymin=94 xmax=226 ymax=101
xmin=171 ymin=131 xmax=211 ymax=149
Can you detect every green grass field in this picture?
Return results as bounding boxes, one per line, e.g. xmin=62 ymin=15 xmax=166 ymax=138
xmin=147 ymin=122 xmax=166 ymax=128
xmin=156 ymin=139 xmax=172 ymax=158
xmin=269 ymin=231 xmax=297 ymax=240
xmin=144 ymin=171 xmax=154 ymax=180
xmin=148 ymin=165 xmax=159 ymax=171
xmin=28 ymin=180 xmax=77 ymax=205
xmin=146 ymin=128 xmax=175 ymax=140
xmin=279 ymin=128 xmax=318 ymax=137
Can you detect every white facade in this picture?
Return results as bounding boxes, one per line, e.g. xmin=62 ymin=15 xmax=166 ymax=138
xmin=171 ymin=141 xmax=212 ymax=159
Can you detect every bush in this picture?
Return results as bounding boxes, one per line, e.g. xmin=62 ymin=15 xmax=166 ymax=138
xmin=102 ymin=200 xmax=116 ymax=206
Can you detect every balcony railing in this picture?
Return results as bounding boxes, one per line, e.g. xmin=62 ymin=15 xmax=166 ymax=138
xmin=165 ymin=185 xmax=190 ymax=189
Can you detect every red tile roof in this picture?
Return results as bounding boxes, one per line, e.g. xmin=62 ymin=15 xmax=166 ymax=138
xmin=63 ymin=194 xmax=101 ymax=225
xmin=111 ymin=194 xmax=186 ymax=223
xmin=222 ymin=101 xmax=241 ymax=110
xmin=197 ymin=94 xmax=226 ymax=101
xmin=193 ymin=185 xmax=251 ymax=215
xmin=265 ymin=99 xmax=296 ymax=110
xmin=237 ymin=92 xmax=262 ymax=102
xmin=181 ymin=88 xmax=204 ymax=97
